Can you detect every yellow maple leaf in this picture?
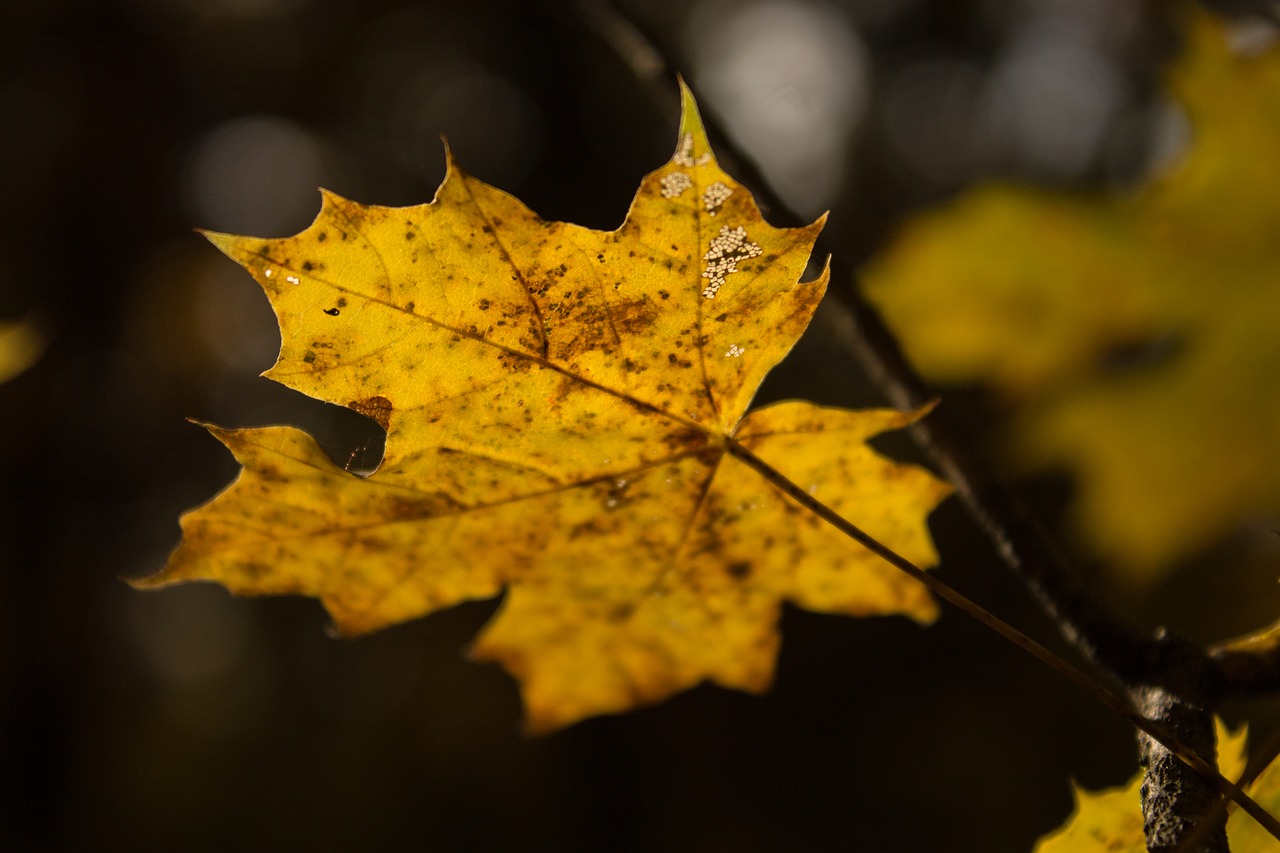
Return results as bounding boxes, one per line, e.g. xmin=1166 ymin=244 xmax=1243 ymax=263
xmin=1032 ymin=719 xmax=1280 ymax=852
xmin=862 ymin=11 xmax=1280 ymax=581
xmin=136 ymin=83 xmax=951 ymax=732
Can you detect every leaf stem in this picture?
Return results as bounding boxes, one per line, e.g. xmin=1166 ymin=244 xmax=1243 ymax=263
xmin=725 ymin=436 xmax=1280 ymax=842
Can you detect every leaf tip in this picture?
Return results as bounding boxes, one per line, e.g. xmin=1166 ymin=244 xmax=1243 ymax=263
xmin=438 ymin=134 xmax=455 ymax=166
xmin=809 ymin=253 xmax=832 ymax=292
xmin=123 ymin=570 xmax=169 ymax=591
xmin=185 ymin=417 xmax=235 ymax=445
xmin=198 ymin=228 xmax=242 ymax=258
xmin=674 ymin=76 xmax=717 ymax=168
xmin=317 ymin=187 xmax=359 ymax=220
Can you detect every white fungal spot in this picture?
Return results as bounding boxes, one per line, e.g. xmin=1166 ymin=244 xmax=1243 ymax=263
xmin=263 ymin=268 xmax=274 ymax=278
xmin=702 ymin=225 xmax=763 ymax=299
xmin=703 ymin=182 xmax=732 ymax=216
xmin=673 ymin=133 xmax=712 ymax=167
xmin=285 ymin=275 xmax=300 ymax=285
xmin=660 ymin=171 xmax=693 ymax=199
xmin=725 ymin=344 xmax=745 ymax=358
xmin=605 ymin=497 xmax=619 ymax=509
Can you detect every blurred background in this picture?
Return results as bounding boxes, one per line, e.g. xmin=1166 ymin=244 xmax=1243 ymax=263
xmin=3 ymin=0 xmax=1279 ymax=850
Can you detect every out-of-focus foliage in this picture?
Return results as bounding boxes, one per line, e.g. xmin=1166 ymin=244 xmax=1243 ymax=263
xmin=138 ymin=86 xmax=949 ymax=732
xmin=862 ymin=12 xmax=1280 ymax=582
xmin=0 ymin=317 xmax=45 ymax=384
xmin=1033 ymin=720 xmax=1280 ymax=852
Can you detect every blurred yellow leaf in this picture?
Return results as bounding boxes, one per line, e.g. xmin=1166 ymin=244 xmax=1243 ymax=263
xmin=0 ymin=317 xmax=46 ymax=384
xmin=137 ymin=84 xmax=950 ymax=732
xmin=1032 ymin=720 xmax=1280 ymax=852
xmin=862 ymin=12 xmax=1280 ymax=582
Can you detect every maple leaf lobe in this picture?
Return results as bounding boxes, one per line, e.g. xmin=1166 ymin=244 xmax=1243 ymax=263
xmin=139 ymin=81 xmax=949 ymax=732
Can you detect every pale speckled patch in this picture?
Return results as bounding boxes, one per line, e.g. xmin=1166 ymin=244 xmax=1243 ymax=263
xmin=660 ymin=171 xmax=693 ymax=199
xmin=673 ymin=133 xmax=711 ymax=168
xmin=703 ymin=182 xmax=732 ymax=216
xmin=701 ymin=225 xmax=763 ymax=299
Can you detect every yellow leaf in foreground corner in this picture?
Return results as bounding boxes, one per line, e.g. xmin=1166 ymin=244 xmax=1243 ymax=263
xmin=862 ymin=11 xmax=1280 ymax=582
xmin=136 ymin=82 xmax=951 ymax=732
xmin=1031 ymin=774 xmax=1145 ymax=853
xmin=1031 ymin=721 xmax=1280 ymax=852
xmin=1230 ymin=734 xmax=1280 ymax=852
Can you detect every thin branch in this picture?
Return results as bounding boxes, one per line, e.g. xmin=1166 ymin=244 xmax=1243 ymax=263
xmin=725 ymin=436 xmax=1279 ymax=842
xmin=1173 ymin=721 xmax=1280 ymax=853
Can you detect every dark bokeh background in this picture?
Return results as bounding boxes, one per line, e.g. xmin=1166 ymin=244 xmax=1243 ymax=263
xmin=4 ymin=1 xmax=1274 ymax=850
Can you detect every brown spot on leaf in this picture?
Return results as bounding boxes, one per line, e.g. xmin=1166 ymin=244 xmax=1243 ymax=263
xmin=239 ymin=561 xmax=272 ymax=580
xmin=662 ymin=426 xmax=711 ymax=453
xmin=348 ymin=395 xmax=393 ymax=432
xmin=551 ymin=297 xmax=659 ymax=361
xmin=607 ymin=603 xmax=636 ymax=622
xmin=383 ymin=492 xmax=463 ymax=520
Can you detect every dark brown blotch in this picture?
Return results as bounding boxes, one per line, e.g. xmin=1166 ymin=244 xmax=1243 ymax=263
xmin=661 ymin=426 xmax=712 ymax=453
xmin=348 ymin=395 xmax=393 ymax=432
xmin=384 ymin=492 xmax=462 ymax=520
xmin=551 ymin=297 xmax=659 ymax=361
xmin=606 ymin=602 xmax=636 ymax=623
